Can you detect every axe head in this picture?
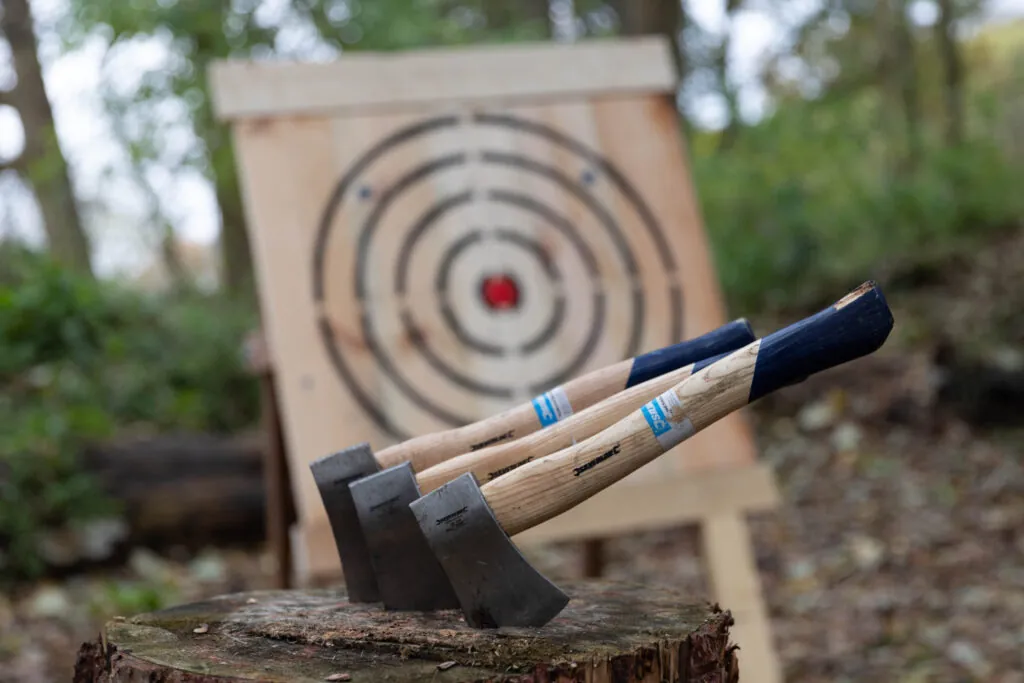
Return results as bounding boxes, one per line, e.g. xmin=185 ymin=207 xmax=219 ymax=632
xmin=309 ymin=443 xmax=381 ymax=602
xmin=409 ymin=472 xmax=569 ymax=628
xmin=348 ymin=462 xmax=460 ymax=611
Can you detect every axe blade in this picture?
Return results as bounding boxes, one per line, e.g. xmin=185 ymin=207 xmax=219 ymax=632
xmin=409 ymin=472 xmax=569 ymax=628
xmin=349 ymin=462 xmax=460 ymax=611
xmin=309 ymin=444 xmax=381 ymax=602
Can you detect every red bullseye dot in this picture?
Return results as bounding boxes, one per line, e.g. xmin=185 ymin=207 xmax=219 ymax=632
xmin=481 ymin=273 xmax=520 ymax=311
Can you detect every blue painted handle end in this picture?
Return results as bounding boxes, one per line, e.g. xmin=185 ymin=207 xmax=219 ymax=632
xmin=625 ymin=318 xmax=756 ymax=388
xmin=749 ymin=281 xmax=894 ymax=402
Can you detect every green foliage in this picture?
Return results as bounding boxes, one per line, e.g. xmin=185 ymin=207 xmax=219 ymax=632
xmin=0 ymin=244 xmax=258 ymax=582
xmin=90 ymin=577 xmax=179 ymax=618
xmin=692 ymin=93 xmax=1024 ymax=313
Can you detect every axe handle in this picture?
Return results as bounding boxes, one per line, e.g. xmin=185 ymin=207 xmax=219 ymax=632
xmin=483 ymin=281 xmax=893 ymax=537
xmin=374 ymin=319 xmax=756 ymax=472
xmin=416 ymin=359 xmax=712 ymax=494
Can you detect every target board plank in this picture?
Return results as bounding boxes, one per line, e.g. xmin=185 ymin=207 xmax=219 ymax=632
xmin=211 ymin=38 xmax=778 ymax=579
xmin=208 ymin=36 xmax=677 ymax=119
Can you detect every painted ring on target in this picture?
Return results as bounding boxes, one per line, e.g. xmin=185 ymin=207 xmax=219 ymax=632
xmin=312 ymin=112 xmax=681 ymax=441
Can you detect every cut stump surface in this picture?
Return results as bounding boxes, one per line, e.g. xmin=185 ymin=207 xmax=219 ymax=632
xmin=74 ymin=581 xmax=739 ymax=683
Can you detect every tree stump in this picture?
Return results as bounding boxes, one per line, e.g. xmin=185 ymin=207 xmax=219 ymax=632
xmin=74 ymin=580 xmax=740 ymax=683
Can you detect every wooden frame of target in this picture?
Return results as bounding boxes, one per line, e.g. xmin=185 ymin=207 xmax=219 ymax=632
xmin=210 ymin=36 xmax=781 ymax=683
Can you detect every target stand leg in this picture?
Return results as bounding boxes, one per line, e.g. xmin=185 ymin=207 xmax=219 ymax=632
xmin=581 ymin=538 xmax=606 ymax=578
xmin=700 ymin=511 xmax=782 ymax=683
xmin=246 ymin=328 xmax=297 ymax=590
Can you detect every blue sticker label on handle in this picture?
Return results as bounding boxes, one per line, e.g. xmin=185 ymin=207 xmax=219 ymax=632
xmin=532 ymin=386 xmax=573 ymax=427
xmin=640 ymin=390 xmax=694 ymax=450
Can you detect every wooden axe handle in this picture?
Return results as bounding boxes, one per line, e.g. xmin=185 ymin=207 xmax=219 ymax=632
xmin=415 ymin=360 xmax=708 ymax=494
xmin=374 ymin=319 xmax=755 ymax=472
xmin=483 ymin=281 xmax=893 ymax=537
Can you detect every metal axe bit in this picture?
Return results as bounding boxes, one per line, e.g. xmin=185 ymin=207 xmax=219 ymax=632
xmin=349 ymin=354 xmax=727 ymax=610
xmin=311 ymin=319 xmax=755 ymax=603
xmin=410 ymin=281 xmax=894 ymax=628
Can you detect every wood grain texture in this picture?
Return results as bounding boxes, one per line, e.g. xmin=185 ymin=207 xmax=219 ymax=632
xmin=292 ymin=461 xmax=780 ymax=574
xmin=484 ymin=281 xmax=892 ymax=537
xmin=229 ymin=115 xmax=345 ymax=527
xmin=74 ymin=583 xmax=740 ymax=683
xmin=513 ymin=462 xmax=780 ymax=543
xmin=384 ymin=318 xmax=755 ymax=473
xmin=209 ymin=38 xmax=677 ymax=120
xmin=375 ymin=356 xmax=633 ymax=472
xmin=486 ymin=342 xmax=761 ymax=537
xmin=586 ymin=94 xmax=756 ymax=477
xmin=415 ymin=361 xmax=700 ymax=493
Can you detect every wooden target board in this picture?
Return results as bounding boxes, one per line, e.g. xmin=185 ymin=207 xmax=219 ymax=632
xmin=312 ymin=109 xmax=690 ymax=441
xmin=209 ymin=37 xmax=779 ymax=579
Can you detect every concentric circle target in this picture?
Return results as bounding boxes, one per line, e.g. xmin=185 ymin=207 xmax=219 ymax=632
xmin=312 ymin=111 xmax=683 ymax=441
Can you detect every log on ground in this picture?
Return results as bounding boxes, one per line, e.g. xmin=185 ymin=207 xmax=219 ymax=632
xmin=80 ymin=431 xmax=267 ymax=551
xmin=74 ymin=580 xmax=740 ymax=683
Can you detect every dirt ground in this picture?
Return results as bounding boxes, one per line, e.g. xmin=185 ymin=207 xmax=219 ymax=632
xmin=2 ymin=231 xmax=1022 ymax=683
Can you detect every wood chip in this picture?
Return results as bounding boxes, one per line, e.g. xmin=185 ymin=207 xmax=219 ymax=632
xmin=437 ymin=661 xmax=458 ymax=671
xmin=325 ymin=674 xmax=351 ymax=681
xmin=192 ymin=624 xmax=209 ymax=634
xmin=246 ymin=598 xmax=258 ymax=604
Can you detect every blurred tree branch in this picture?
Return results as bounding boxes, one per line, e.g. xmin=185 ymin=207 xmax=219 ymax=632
xmin=609 ymin=0 xmax=684 ymax=76
xmin=60 ymin=0 xmax=283 ymax=300
xmin=0 ymin=0 xmax=93 ymax=277
xmin=98 ymin=63 xmax=191 ymax=291
xmin=0 ymin=153 xmax=23 ymax=173
xmin=714 ymin=0 xmax=744 ymax=153
xmin=876 ymin=0 xmax=921 ymax=172
xmin=606 ymin=0 xmax=689 ymax=136
xmin=0 ymin=85 xmax=19 ymax=172
xmin=935 ymin=0 xmax=964 ymax=145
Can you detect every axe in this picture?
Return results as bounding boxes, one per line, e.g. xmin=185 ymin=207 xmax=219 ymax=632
xmin=349 ymin=355 xmax=725 ymax=610
xmin=409 ymin=281 xmax=893 ymax=628
xmin=310 ymin=319 xmax=756 ymax=602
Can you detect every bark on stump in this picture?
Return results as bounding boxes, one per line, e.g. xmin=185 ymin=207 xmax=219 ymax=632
xmin=74 ymin=581 xmax=740 ymax=683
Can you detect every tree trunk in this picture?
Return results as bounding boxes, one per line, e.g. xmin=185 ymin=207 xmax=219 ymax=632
xmin=894 ymin=0 xmax=921 ymax=169
xmin=74 ymin=582 xmax=740 ymax=682
xmin=212 ymin=137 xmax=255 ymax=300
xmin=104 ymin=103 xmax=191 ymax=290
xmin=611 ymin=0 xmax=684 ymax=79
xmin=0 ymin=0 xmax=93 ymax=276
xmin=158 ymin=214 xmax=190 ymax=288
xmin=876 ymin=0 xmax=921 ymax=174
xmin=479 ymin=0 xmax=550 ymax=39
xmin=712 ymin=0 xmax=745 ymax=152
xmin=935 ymin=0 xmax=964 ymax=146
xmin=522 ymin=0 xmax=551 ymax=38
xmin=714 ymin=0 xmax=743 ymax=154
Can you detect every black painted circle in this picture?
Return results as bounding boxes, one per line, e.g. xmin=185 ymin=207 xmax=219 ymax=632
xmin=433 ymin=227 xmax=568 ymax=361
xmin=312 ymin=113 xmax=680 ymax=441
xmin=403 ymin=228 xmax=565 ymax=399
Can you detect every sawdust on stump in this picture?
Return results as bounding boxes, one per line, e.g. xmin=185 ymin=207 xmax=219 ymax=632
xmin=73 ymin=580 xmax=739 ymax=682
